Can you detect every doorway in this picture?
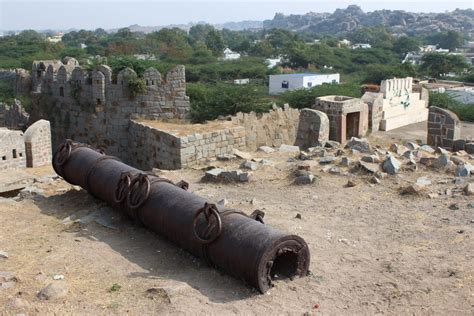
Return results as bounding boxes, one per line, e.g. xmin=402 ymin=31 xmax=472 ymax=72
xmin=346 ymin=112 xmax=360 ymax=140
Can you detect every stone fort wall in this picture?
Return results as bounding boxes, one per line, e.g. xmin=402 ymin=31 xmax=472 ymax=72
xmin=127 ymin=106 xmax=306 ymax=170
xmin=29 ymin=57 xmax=190 ymax=161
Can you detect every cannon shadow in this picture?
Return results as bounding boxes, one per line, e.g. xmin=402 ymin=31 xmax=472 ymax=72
xmin=35 ymin=188 xmax=258 ymax=303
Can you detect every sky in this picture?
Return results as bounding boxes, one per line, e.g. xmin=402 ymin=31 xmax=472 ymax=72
xmin=1 ymin=0 xmax=473 ymax=31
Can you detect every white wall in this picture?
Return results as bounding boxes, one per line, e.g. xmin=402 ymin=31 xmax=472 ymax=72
xmin=268 ymin=74 xmax=339 ymax=95
xmin=302 ymin=74 xmax=339 ymax=89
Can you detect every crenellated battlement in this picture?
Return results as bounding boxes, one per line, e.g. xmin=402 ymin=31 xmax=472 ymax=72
xmin=27 ymin=57 xmax=190 ymax=161
xmin=31 ymin=57 xmax=189 ymax=117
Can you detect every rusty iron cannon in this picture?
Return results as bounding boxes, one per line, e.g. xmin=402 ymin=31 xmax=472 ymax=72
xmin=52 ymin=140 xmax=310 ymax=293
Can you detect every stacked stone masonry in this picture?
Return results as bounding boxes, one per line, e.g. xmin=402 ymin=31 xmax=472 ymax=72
xmin=230 ymin=105 xmax=301 ymax=150
xmin=29 ymin=57 xmax=190 ymax=160
xmin=0 ymin=128 xmax=26 ymax=170
xmin=295 ymin=109 xmax=330 ymax=149
xmin=0 ymin=120 xmax=52 ymax=170
xmin=24 ymin=120 xmax=52 ymax=168
xmin=313 ymin=95 xmax=369 ymax=143
xmin=126 ymin=106 xmax=312 ymax=170
xmin=427 ymin=106 xmax=463 ymax=150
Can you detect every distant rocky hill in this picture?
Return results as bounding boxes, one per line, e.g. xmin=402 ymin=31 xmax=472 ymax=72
xmin=263 ymin=5 xmax=474 ymax=36
xmin=108 ymin=20 xmax=263 ymax=34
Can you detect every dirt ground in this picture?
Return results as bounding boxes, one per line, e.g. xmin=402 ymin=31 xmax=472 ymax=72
xmin=1 ymin=127 xmax=473 ymax=315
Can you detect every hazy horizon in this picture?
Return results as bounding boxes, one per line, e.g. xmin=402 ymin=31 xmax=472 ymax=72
xmin=1 ymin=0 xmax=473 ymax=31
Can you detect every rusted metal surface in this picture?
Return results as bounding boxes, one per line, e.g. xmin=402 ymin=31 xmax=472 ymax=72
xmin=52 ymin=140 xmax=310 ymax=293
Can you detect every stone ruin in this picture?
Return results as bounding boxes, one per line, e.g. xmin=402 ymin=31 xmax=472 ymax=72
xmin=311 ymin=77 xmax=430 ymax=144
xmin=0 ymin=119 xmax=52 ymax=170
xmin=28 ymin=57 xmax=189 ymax=159
xmin=0 ymin=99 xmax=30 ymax=130
xmin=427 ymin=106 xmax=473 ymax=154
xmin=313 ymin=96 xmax=369 ymax=143
xmin=128 ymin=106 xmax=330 ymax=170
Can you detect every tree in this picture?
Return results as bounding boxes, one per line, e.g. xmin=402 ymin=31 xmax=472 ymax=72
xmin=421 ymin=53 xmax=468 ymax=77
xmin=393 ymin=36 xmax=420 ymax=56
xmin=204 ymin=29 xmax=225 ymax=56
xmin=427 ymin=30 xmax=464 ymax=52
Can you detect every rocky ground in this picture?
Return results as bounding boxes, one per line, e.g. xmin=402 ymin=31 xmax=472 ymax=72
xmin=0 ymin=130 xmax=473 ymax=315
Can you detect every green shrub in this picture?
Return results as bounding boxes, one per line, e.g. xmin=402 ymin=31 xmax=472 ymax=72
xmin=0 ymin=81 xmax=15 ymax=103
xmin=188 ymin=83 xmax=272 ymax=123
xmin=276 ymin=83 xmax=362 ymax=109
xmin=126 ymin=76 xmax=146 ymax=97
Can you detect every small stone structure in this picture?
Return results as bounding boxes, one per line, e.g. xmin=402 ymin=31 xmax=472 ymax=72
xmin=427 ymin=106 xmax=462 ymax=150
xmin=0 ymin=128 xmax=26 ymax=170
xmin=24 ymin=120 xmax=52 ymax=167
xmin=313 ymin=95 xmax=369 ymax=143
xmin=0 ymin=120 xmax=52 ymax=170
xmin=127 ymin=106 xmax=307 ymax=170
xmin=295 ymin=109 xmax=329 ymax=148
xmin=378 ymin=77 xmax=429 ymax=131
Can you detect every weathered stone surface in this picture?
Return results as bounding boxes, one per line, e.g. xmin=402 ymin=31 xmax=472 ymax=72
xmin=241 ymin=160 xmax=259 ymax=171
xmin=295 ymin=109 xmax=329 ymax=149
xmin=370 ymin=176 xmax=381 ymax=184
xmin=464 ymin=183 xmax=474 ymax=196
xmin=404 ymin=142 xmax=420 ymax=150
xmin=325 ymin=140 xmax=341 ymax=149
xmin=389 ymin=144 xmax=409 ymax=155
xmin=382 ymin=156 xmax=401 ymax=175
xmin=308 ymin=147 xmax=326 ymax=157
xmin=203 ymin=168 xmax=224 ymax=181
xmin=427 ymin=107 xmax=461 ymax=150
xmin=359 ymin=161 xmax=379 ymax=173
xmin=400 ymin=184 xmax=425 ymax=195
xmin=420 ymin=145 xmax=435 ymax=154
xmin=320 ymin=156 xmax=336 ymax=164
xmin=416 ymin=177 xmax=431 ymax=186
xmin=279 ymin=144 xmax=300 ymax=153
xmin=455 ymin=163 xmax=473 ymax=177
xmin=432 ymin=154 xmax=453 ymax=169
xmin=450 ymin=156 xmax=466 ymax=165
xmin=0 ymin=251 xmax=9 ymax=259
xmin=233 ymin=149 xmax=253 ymax=160
xmin=361 ymin=155 xmax=380 ymax=163
xmin=294 ymin=174 xmax=315 ymax=185
xmin=465 ymin=143 xmax=474 ymax=154
xmin=258 ymin=146 xmax=275 ymax=153
xmin=217 ymin=154 xmax=236 ymax=161
xmin=340 ymin=156 xmax=353 ymax=167
xmin=37 ymin=282 xmax=69 ymax=300
xmin=345 ymin=137 xmax=371 ymax=153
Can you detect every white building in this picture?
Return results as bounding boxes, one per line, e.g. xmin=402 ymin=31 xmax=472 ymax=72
xmin=223 ymin=48 xmax=241 ymax=60
xmin=46 ymin=32 xmax=63 ymax=43
xmin=265 ymin=57 xmax=282 ymax=69
xmin=268 ymin=73 xmax=340 ymax=95
xmin=234 ymin=78 xmax=250 ymax=85
xmin=351 ymin=43 xmax=372 ymax=49
xmin=446 ymin=87 xmax=474 ymax=104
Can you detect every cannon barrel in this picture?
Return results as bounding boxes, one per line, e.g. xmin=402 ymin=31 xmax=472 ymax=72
xmin=52 ymin=140 xmax=310 ymax=293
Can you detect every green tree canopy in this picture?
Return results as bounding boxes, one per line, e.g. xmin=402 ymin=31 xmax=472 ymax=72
xmin=421 ymin=53 xmax=468 ymax=77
